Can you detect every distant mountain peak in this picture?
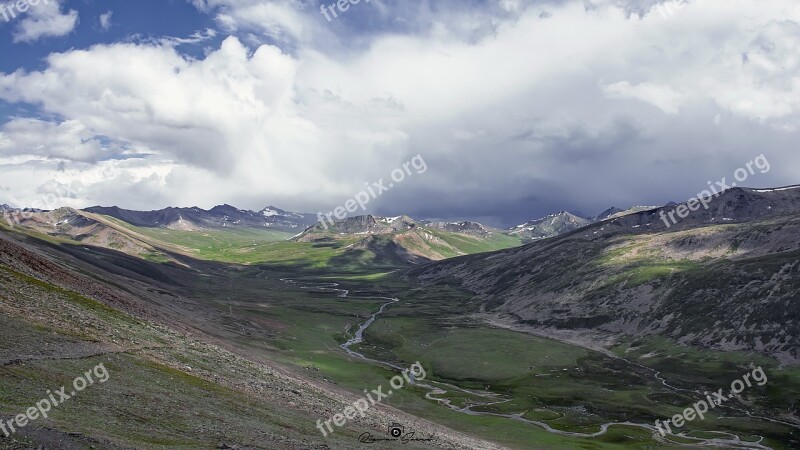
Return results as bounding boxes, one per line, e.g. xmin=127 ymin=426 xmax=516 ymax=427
xmin=509 ymin=211 xmax=591 ymax=242
xmin=594 ymin=207 xmax=624 ymax=222
xmin=209 ymin=204 xmax=242 ymax=214
xmin=425 ymin=220 xmax=495 ymax=237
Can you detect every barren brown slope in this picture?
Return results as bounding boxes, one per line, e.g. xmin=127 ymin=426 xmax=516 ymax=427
xmin=3 ymin=207 xmax=181 ymax=264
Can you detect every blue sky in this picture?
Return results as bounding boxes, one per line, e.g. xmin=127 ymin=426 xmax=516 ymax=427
xmin=0 ymin=1 xmax=215 ymax=70
xmin=0 ymin=0 xmax=799 ymax=226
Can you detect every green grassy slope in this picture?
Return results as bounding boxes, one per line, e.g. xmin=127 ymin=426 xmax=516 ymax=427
xmin=0 ymin=265 xmax=352 ymax=449
xmin=419 ymin=227 xmax=522 ymax=257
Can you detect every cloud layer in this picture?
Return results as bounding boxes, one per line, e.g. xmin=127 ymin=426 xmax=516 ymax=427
xmin=0 ymin=0 xmax=799 ymax=226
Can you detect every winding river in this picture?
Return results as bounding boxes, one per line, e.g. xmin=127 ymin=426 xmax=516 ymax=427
xmin=281 ymin=278 xmax=783 ymax=449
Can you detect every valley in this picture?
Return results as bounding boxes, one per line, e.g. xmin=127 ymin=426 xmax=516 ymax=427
xmin=1 ymin=188 xmax=799 ymax=448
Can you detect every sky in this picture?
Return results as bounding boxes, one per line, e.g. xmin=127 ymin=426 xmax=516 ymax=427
xmin=0 ymin=0 xmax=798 ymax=227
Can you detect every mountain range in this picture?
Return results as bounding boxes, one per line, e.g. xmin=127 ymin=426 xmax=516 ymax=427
xmin=2 ymin=202 xmax=661 ymax=266
xmin=84 ymin=204 xmax=318 ymax=232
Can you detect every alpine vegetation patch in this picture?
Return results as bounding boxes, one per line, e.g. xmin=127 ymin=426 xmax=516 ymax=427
xmin=316 ymin=154 xmax=428 ymax=230
xmin=316 ymin=361 xmax=426 ymax=437
xmin=654 ymin=366 xmax=768 ymax=436
xmin=659 ymin=153 xmax=771 ymax=228
xmin=320 ymin=0 xmax=371 ymax=22
xmin=0 ymin=363 xmax=110 ymax=438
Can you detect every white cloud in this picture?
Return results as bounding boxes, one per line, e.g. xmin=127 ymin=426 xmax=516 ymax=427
xmin=0 ymin=37 xmax=301 ymax=173
xmin=0 ymin=118 xmax=103 ymax=161
xmin=160 ymin=28 xmax=217 ymax=46
xmin=99 ymin=10 xmax=113 ymax=31
xmin=602 ymin=81 xmax=687 ymax=114
xmin=188 ymin=0 xmax=313 ymax=45
xmin=12 ymin=0 xmax=78 ymax=43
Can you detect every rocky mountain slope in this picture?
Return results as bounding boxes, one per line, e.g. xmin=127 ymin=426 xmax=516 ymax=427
xmin=593 ymin=207 xmax=625 ymax=222
xmin=508 ymin=211 xmax=592 ymax=243
xmin=2 ymin=207 xmax=174 ymax=262
xmin=593 ymin=205 xmax=660 ymax=222
xmin=422 ymin=221 xmax=496 ymax=237
xmin=509 ymin=206 xmax=663 ymax=243
xmin=411 ymin=186 xmax=800 ymax=364
xmin=294 ymin=215 xmax=413 ymax=238
xmin=598 ymin=186 xmax=800 ymax=233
